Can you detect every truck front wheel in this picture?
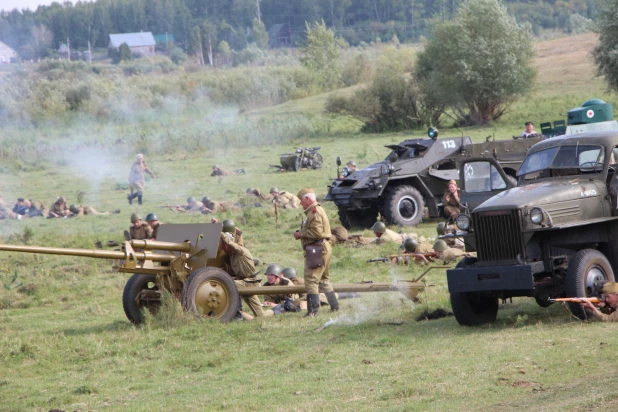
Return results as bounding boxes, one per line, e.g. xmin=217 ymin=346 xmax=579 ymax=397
xmin=383 ymin=186 xmax=424 ymax=226
xmin=450 ymin=291 xmax=498 ymax=326
xmin=566 ymin=249 xmax=615 ymax=320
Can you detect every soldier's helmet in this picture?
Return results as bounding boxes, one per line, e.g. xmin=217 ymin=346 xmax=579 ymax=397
xmin=202 ymin=196 xmax=210 ymax=204
xmin=433 ymin=239 xmax=448 ymax=252
xmin=265 ymin=264 xmax=281 ymax=276
xmin=145 ymin=212 xmax=158 ymax=222
xmin=270 ymin=187 xmax=279 ymax=194
xmin=212 ymin=165 xmax=218 ymax=169
xmin=404 ymin=238 xmax=418 ymax=252
xmin=331 ymin=226 xmax=349 ymax=242
xmin=371 ymin=221 xmax=386 ymax=234
xmin=130 ymin=213 xmax=141 ymax=223
xmin=221 ymin=219 xmax=235 ymax=233
xmin=436 ymin=222 xmax=447 ymax=235
xmin=187 ymin=196 xmax=196 ymax=203
xmin=69 ymin=204 xmax=79 ymax=214
xmin=281 ymin=267 xmax=297 ymax=279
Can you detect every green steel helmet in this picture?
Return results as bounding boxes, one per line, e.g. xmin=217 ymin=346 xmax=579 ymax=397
xmin=201 ymin=196 xmax=210 ymax=204
xmin=69 ymin=204 xmax=79 ymax=213
xmin=281 ymin=267 xmax=297 ymax=279
xmin=130 ymin=213 xmax=141 ymax=223
xmin=265 ymin=264 xmax=281 ymax=276
xmin=221 ymin=219 xmax=235 ymax=233
xmin=187 ymin=196 xmax=196 ymax=203
xmin=145 ymin=212 xmax=158 ymax=222
xmin=404 ymin=238 xmax=418 ymax=252
xmin=269 ymin=187 xmax=279 ymax=194
xmin=436 ymin=222 xmax=447 ymax=235
xmin=433 ymin=239 xmax=448 ymax=252
xmin=371 ymin=221 xmax=386 ymax=234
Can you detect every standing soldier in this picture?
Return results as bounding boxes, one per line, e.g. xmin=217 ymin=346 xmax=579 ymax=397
xmin=128 ymin=213 xmax=153 ymax=240
xmin=294 ymin=187 xmax=339 ymax=316
xmin=145 ymin=213 xmax=160 ymax=239
xmin=128 ymin=154 xmax=156 ymax=205
xmin=270 ymin=187 xmax=301 ymax=209
xmin=48 ymin=196 xmax=70 ymax=218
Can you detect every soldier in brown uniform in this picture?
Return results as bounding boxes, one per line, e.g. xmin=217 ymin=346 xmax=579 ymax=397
xmin=176 ymin=197 xmax=204 ymax=212
xmin=270 ymin=187 xmax=301 ymax=209
xmin=127 ymin=154 xmax=156 ymax=205
xmin=68 ymin=205 xmax=120 ymax=217
xmin=581 ymin=282 xmax=618 ymax=322
xmin=211 ymin=165 xmax=244 ymax=177
xmin=145 ymin=213 xmax=160 ymax=239
xmin=200 ymin=197 xmax=239 ymax=214
xmin=0 ymin=204 xmax=20 ymax=219
xmin=219 ymin=232 xmax=272 ymax=318
xmin=432 ymin=239 xmax=469 ymax=264
xmin=282 ymin=267 xmax=308 ymax=310
xmin=443 ymin=180 xmax=460 ymax=220
xmin=48 ymin=196 xmax=70 ymax=218
xmin=245 ymin=188 xmax=269 ymax=201
xmin=262 ymin=264 xmax=300 ymax=314
xmin=437 ymin=222 xmax=465 ymax=249
xmin=294 ymin=187 xmax=339 ymax=316
xmin=129 ymin=213 xmax=153 ymax=240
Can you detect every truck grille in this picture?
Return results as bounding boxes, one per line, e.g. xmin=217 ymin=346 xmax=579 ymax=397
xmin=473 ymin=209 xmax=525 ymax=262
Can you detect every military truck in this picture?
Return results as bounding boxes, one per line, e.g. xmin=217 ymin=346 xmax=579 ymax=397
xmin=447 ymin=131 xmax=618 ymax=325
xmin=326 ymin=129 xmax=541 ymax=229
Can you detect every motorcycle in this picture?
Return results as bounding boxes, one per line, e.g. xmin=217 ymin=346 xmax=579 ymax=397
xmin=272 ymin=147 xmax=323 ymax=172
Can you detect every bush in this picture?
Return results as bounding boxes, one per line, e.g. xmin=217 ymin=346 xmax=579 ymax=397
xmin=341 ymin=53 xmax=372 ymax=87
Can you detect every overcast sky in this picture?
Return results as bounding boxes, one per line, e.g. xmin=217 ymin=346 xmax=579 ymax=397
xmin=1 ymin=0 xmax=63 ymax=12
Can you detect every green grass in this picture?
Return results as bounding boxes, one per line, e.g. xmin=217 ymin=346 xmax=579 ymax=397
xmin=1 ymin=32 xmax=618 ymax=411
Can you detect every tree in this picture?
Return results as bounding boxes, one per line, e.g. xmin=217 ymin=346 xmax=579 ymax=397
xmin=216 ymin=40 xmax=232 ymax=66
xmin=30 ymin=24 xmax=53 ymax=58
xmin=119 ymin=42 xmax=133 ymax=62
xmin=593 ymin=0 xmax=618 ymax=92
xmin=416 ymin=0 xmax=536 ymax=125
xmin=201 ymin=21 xmax=217 ymax=66
xmin=301 ymin=20 xmax=342 ymax=90
xmin=250 ymin=18 xmax=269 ymax=49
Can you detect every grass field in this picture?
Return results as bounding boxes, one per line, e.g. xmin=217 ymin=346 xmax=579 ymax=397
xmin=2 ymin=33 xmax=618 ymax=411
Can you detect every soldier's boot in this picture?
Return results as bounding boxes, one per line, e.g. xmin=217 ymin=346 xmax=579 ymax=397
xmin=127 ymin=193 xmax=137 ymax=205
xmin=325 ymin=291 xmax=340 ymax=312
xmin=137 ymin=194 xmax=143 ymax=205
xmin=304 ymin=294 xmax=320 ymax=317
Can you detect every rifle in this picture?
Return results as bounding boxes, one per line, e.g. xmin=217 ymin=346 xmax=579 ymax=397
xmin=269 ymin=164 xmax=285 ymax=172
xmin=157 ymin=205 xmax=183 ymax=211
xmin=548 ymin=297 xmax=604 ymax=304
xmin=367 ymin=253 xmax=437 ymax=263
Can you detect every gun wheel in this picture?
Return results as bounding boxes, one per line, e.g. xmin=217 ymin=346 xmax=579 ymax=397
xmin=181 ymin=267 xmax=240 ymax=322
xmin=122 ymin=274 xmax=162 ymax=325
xmin=566 ymin=249 xmax=614 ymax=320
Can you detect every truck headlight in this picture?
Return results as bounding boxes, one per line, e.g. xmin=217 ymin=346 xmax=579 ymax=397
xmin=530 ymin=207 xmax=544 ymax=225
xmin=456 ymin=214 xmax=471 ymax=231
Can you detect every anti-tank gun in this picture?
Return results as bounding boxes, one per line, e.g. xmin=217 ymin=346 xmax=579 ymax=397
xmin=0 ymin=223 xmax=428 ymax=325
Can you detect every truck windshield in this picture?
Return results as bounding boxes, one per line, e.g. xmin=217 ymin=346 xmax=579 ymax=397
xmin=517 ymin=145 xmax=605 ymax=177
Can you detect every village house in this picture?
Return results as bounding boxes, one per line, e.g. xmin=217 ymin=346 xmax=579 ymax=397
xmin=0 ymin=41 xmax=17 ymax=63
xmin=108 ymin=32 xmax=156 ymax=57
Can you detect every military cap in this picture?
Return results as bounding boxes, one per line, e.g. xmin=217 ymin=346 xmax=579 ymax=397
xmin=136 ymin=153 xmax=144 ymax=160
xmin=448 ymin=180 xmax=458 ymax=187
xmin=371 ymin=221 xmax=386 ymax=234
xmin=331 ymin=226 xmax=349 ymax=242
xmin=145 ymin=212 xmax=158 ymax=221
xmin=201 ymin=196 xmax=210 ymax=204
xmin=436 ymin=222 xmax=447 ymax=235
xmin=281 ymin=267 xmax=297 ymax=279
xmin=58 ymin=196 xmax=66 ymax=203
xmin=347 ymin=160 xmax=356 ymax=167
xmin=69 ymin=204 xmax=79 ymax=213
xmin=265 ymin=264 xmax=281 ymax=276
xmin=433 ymin=239 xmax=448 ymax=252
xmin=404 ymin=237 xmax=418 ymax=252
xmin=297 ymin=187 xmax=315 ymax=200
xmin=221 ymin=219 xmax=235 ymax=233
xmin=602 ymin=282 xmax=618 ymax=295
xmin=130 ymin=213 xmax=141 ymax=223
xmin=187 ymin=196 xmax=196 ymax=203
xmin=270 ymin=187 xmax=279 ymax=194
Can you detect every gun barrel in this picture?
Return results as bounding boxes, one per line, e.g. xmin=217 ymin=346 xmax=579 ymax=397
xmin=0 ymin=244 xmax=176 ymax=263
xmin=129 ymin=240 xmax=191 ymax=252
xmin=237 ymin=282 xmax=424 ymax=296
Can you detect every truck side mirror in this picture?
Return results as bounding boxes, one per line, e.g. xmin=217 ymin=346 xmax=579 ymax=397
xmin=336 ymin=156 xmax=342 ymax=167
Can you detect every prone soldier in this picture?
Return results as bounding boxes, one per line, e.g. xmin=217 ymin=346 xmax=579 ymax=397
xmin=270 ymin=187 xmax=301 ymax=209
xmin=437 ymin=222 xmax=465 ymax=249
xmin=48 ymin=196 xmax=70 ymax=218
xmin=581 ymin=282 xmax=618 ymax=322
xmin=211 ymin=165 xmax=245 ymax=177
xmin=176 ymin=196 xmax=203 ymax=212
xmin=127 ymin=153 xmax=156 ymax=205
xmin=294 ymin=187 xmax=339 ymax=316
xmin=69 ymin=205 xmax=120 ymax=217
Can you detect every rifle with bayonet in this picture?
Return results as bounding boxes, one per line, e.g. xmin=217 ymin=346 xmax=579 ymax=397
xmin=548 ymin=296 xmax=604 ymax=304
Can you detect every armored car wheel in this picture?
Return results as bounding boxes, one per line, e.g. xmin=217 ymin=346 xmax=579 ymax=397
xmin=450 ymin=291 xmax=499 ymax=326
xmin=383 ymin=185 xmax=424 ymax=227
xmin=122 ymin=274 xmax=162 ymax=325
xmin=181 ymin=267 xmax=240 ymax=322
xmin=565 ymin=249 xmax=615 ymax=320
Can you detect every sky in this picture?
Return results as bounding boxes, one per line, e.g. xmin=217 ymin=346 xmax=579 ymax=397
xmin=1 ymin=0 xmax=63 ymax=12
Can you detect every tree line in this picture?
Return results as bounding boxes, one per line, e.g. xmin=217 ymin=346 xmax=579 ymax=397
xmin=0 ymin=0 xmax=596 ymax=59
